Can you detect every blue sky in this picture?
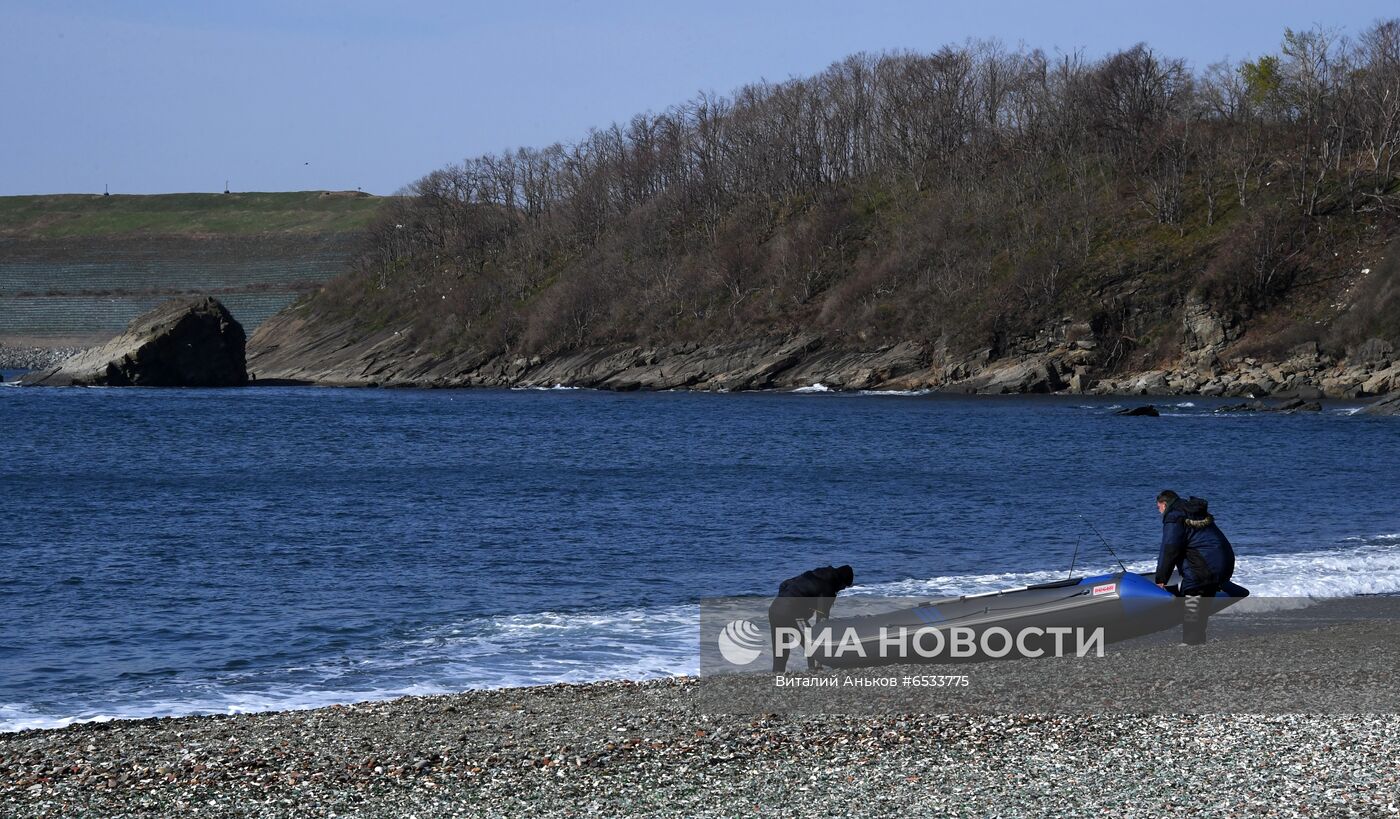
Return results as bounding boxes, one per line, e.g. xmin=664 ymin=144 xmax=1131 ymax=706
xmin=3 ymin=0 xmax=1396 ymax=196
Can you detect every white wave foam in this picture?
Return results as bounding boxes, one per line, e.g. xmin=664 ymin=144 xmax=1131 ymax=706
xmin=853 ymin=535 xmax=1400 ymax=600
xmin=0 ymin=684 xmax=459 ymax=733
xmin=10 ymin=534 xmax=1400 ymax=732
xmin=0 ymin=704 xmax=108 ymax=733
xmin=852 ymin=568 xmax=1079 ymax=598
xmin=423 ymin=605 xmax=698 ymax=683
xmin=0 ymin=604 xmax=701 ymax=733
xmin=1244 ymin=540 xmax=1400 ymax=597
xmin=857 ymin=389 xmax=933 ymax=397
xmin=511 ymin=384 xmax=581 ymax=391
xmin=793 ymin=383 xmax=832 ymax=393
xmin=1175 ymin=402 xmax=1196 ymax=408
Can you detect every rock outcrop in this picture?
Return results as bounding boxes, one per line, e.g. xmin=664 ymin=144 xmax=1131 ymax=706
xmin=1115 ymin=405 xmax=1160 ymax=416
xmin=1361 ymin=393 xmax=1400 ymax=416
xmin=247 ymin=306 xmax=1114 ymax=394
xmin=21 ymin=297 xmax=247 ymax=387
xmin=246 ymin=312 xmax=940 ymax=392
xmin=244 ymin=301 xmax=1399 ymax=401
xmin=1215 ymin=398 xmax=1323 ymax=414
xmin=1085 ymin=341 xmax=1394 ymax=400
xmin=954 ymin=358 xmax=1064 ymax=394
xmin=1181 ymin=295 xmax=1237 ymax=363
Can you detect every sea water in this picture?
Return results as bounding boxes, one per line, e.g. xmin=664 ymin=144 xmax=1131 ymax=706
xmin=2 ymin=380 xmax=1398 ymax=730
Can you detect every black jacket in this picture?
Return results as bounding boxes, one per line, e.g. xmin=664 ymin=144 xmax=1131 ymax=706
xmin=776 ymin=565 xmax=855 ymax=618
xmin=1154 ymin=497 xmax=1235 ymax=591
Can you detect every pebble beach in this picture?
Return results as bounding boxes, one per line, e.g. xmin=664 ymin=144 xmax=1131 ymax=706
xmin=6 ymin=620 xmax=1400 ymax=818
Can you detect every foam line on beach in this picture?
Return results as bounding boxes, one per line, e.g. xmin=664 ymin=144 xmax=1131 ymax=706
xmin=852 ymin=533 xmax=1400 ymax=599
xmin=7 ymin=533 xmax=1399 ymax=733
xmin=0 ymin=605 xmax=702 ymax=733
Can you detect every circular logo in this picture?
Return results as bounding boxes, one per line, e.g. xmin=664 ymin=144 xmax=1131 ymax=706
xmin=716 ymin=618 xmax=766 ymax=665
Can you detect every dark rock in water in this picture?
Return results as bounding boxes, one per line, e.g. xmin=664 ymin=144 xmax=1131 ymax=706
xmin=1218 ymin=398 xmax=1323 ymax=414
xmin=21 ymin=296 xmax=247 ymax=387
xmin=1115 ymin=405 xmax=1160 ymax=416
xmin=1361 ymin=393 xmax=1400 ymax=416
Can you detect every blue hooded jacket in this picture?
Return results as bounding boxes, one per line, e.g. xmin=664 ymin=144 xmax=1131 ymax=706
xmin=1154 ymin=497 xmax=1235 ymax=592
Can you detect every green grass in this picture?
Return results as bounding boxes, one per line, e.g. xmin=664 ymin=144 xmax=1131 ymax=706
xmin=0 ymin=191 xmax=386 ymax=239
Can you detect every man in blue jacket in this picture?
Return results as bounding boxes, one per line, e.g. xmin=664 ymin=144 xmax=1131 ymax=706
xmin=1154 ymin=490 xmax=1236 ymax=644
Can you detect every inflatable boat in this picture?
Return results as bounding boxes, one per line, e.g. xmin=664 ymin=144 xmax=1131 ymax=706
xmin=806 ymin=571 xmax=1249 ymax=668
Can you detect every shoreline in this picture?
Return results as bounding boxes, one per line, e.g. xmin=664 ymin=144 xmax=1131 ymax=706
xmin=5 ymin=368 xmax=1389 ymax=406
xmin=14 ymin=347 xmax=1399 ymax=405
xmin=236 ymin=352 xmax=1397 ymax=400
xmin=239 ymin=311 xmax=1400 ymax=399
xmin=9 ymin=319 xmax=1398 ymax=401
xmin=6 ymin=619 xmax=1400 ymax=817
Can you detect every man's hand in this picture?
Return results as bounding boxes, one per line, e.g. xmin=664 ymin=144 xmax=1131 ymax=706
xmin=1156 ymin=583 xmax=1166 ymax=589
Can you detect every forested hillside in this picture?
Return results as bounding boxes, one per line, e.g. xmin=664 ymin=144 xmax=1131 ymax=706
xmin=259 ymin=23 xmax=1400 ymax=390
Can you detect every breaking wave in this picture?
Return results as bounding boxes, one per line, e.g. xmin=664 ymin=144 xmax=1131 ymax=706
xmin=1 ymin=605 xmax=699 ymax=733
xmin=855 ymin=533 xmax=1400 ymax=600
xmin=8 ymin=533 xmax=1399 ymax=733
xmin=858 ymin=389 xmax=934 ymax=397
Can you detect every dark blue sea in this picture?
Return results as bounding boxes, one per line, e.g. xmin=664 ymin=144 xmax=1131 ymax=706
xmin=3 ymin=376 xmax=1399 ymax=730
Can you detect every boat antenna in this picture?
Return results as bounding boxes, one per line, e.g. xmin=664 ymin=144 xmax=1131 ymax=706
xmin=1066 ymin=534 xmax=1082 ymax=580
xmin=1079 ymin=514 xmax=1128 ymax=573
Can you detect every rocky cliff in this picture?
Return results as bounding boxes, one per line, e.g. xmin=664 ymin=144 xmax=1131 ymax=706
xmin=23 ymin=296 xmax=247 ymax=387
xmin=246 ymin=302 xmax=1398 ymax=400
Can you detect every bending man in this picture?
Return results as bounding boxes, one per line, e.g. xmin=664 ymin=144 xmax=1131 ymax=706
xmin=768 ymin=564 xmax=854 ymax=672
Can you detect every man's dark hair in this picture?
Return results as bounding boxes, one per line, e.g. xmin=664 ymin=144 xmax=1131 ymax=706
xmin=1157 ymin=490 xmax=1179 ymax=505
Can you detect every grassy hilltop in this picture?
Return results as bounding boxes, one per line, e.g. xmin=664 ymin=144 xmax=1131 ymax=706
xmin=0 ymin=191 xmax=386 ymax=344
xmin=0 ymin=191 xmax=383 ymax=240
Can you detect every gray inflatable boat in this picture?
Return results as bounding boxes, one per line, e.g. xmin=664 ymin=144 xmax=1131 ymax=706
xmin=804 ymin=571 xmax=1249 ymax=668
